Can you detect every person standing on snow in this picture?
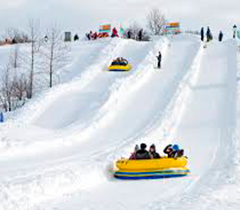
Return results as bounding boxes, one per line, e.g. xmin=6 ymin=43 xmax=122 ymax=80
xmin=127 ymin=30 xmax=132 ymax=39
xmin=111 ymin=28 xmax=119 ymax=38
xmin=233 ymin=25 xmax=237 ymax=38
xmin=138 ymin=29 xmax=143 ymax=41
xmin=218 ymin=31 xmax=223 ymax=42
xmin=156 ymin=51 xmax=162 ymax=69
xmin=206 ymin=27 xmax=213 ymax=42
xmin=74 ymin=34 xmax=79 ymax=41
xmin=200 ymin=27 xmax=204 ymax=41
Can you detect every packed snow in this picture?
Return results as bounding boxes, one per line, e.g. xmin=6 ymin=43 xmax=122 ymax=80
xmin=0 ymin=34 xmax=240 ymax=210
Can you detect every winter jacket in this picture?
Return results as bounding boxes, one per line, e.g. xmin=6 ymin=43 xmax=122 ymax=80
xmin=111 ymin=28 xmax=119 ymax=37
xmin=149 ymin=151 xmax=160 ymax=159
xmin=129 ymin=152 xmax=137 ymax=160
xmin=157 ymin=53 xmax=162 ymax=61
xmin=138 ymin=29 xmax=143 ymax=41
xmin=163 ymin=144 xmax=184 ymax=158
xmin=200 ymin=28 xmax=204 ymax=41
xmin=135 ymin=149 xmax=151 ymax=159
xmin=218 ymin=32 xmax=223 ymax=42
xmin=163 ymin=144 xmax=175 ymax=158
xmin=127 ymin=31 xmax=132 ymax=39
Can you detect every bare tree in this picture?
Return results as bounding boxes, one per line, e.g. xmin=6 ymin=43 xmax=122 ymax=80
xmin=12 ymin=74 xmax=27 ymax=102
xmin=4 ymin=28 xmax=21 ymax=40
xmin=0 ymin=65 xmax=14 ymax=111
xmin=0 ymin=64 xmax=27 ymax=112
xmin=126 ymin=22 xmax=142 ymax=40
xmin=0 ymin=39 xmax=29 ymax=112
xmin=24 ymin=19 xmax=41 ymax=99
xmin=146 ymin=9 xmax=166 ymax=35
xmin=9 ymin=45 xmax=20 ymax=69
xmin=42 ymin=26 xmax=70 ymax=88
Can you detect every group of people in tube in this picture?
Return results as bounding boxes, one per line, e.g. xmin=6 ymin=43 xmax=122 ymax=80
xmin=111 ymin=57 xmax=129 ymax=66
xmin=129 ymin=143 xmax=184 ymax=160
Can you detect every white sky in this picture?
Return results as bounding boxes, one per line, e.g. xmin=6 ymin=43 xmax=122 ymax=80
xmin=0 ymin=0 xmax=239 ymax=37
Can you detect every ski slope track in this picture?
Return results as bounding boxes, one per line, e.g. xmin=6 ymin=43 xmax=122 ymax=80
xmin=0 ymin=36 xmax=240 ymax=210
xmin=147 ymin=40 xmax=239 ymax=210
xmin=39 ymin=38 xmax=239 ymax=210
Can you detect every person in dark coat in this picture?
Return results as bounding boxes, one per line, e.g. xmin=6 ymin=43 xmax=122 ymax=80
xmin=138 ymin=29 xmax=143 ymax=41
xmin=200 ymin=27 xmax=204 ymax=41
xmin=135 ymin=143 xmax=151 ymax=159
xmin=149 ymin=144 xmax=160 ymax=159
xmin=206 ymin=27 xmax=213 ymax=42
xmin=74 ymin=34 xmax=79 ymax=41
xmin=233 ymin=25 xmax=237 ymax=38
xmin=86 ymin=32 xmax=91 ymax=40
xmin=156 ymin=51 xmax=162 ymax=69
xmin=218 ymin=31 xmax=223 ymax=42
xmin=12 ymin=37 xmax=17 ymax=44
xmin=127 ymin=30 xmax=132 ymax=39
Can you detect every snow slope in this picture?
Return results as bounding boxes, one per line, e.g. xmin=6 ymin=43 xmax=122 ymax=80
xmin=0 ymin=35 xmax=239 ymax=210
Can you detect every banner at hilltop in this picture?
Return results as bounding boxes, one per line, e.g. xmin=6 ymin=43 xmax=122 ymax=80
xmin=99 ymin=24 xmax=111 ymax=33
xmin=98 ymin=24 xmax=111 ymax=38
xmin=163 ymin=22 xmax=181 ymax=35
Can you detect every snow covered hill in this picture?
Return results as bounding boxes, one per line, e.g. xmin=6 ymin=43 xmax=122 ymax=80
xmin=0 ymin=34 xmax=240 ymax=210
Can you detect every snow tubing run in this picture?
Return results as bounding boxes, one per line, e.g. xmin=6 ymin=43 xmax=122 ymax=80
xmin=114 ymin=157 xmax=190 ymax=179
xmin=108 ymin=64 xmax=132 ymax=71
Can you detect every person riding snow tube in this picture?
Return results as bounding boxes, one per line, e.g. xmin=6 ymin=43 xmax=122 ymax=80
xmin=108 ymin=57 xmax=132 ymax=71
xmin=163 ymin=144 xmax=184 ymax=158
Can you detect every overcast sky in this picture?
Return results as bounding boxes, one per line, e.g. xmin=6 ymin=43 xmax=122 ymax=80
xmin=0 ymin=0 xmax=239 ymax=37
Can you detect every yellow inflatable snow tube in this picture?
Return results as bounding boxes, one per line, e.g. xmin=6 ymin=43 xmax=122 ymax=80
xmin=116 ymin=157 xmax=188 ymax=172
xmin=108 ymin=63 xmax=132 ymax=71
xmin=114 ymin=157 xmax=190 ymax=179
